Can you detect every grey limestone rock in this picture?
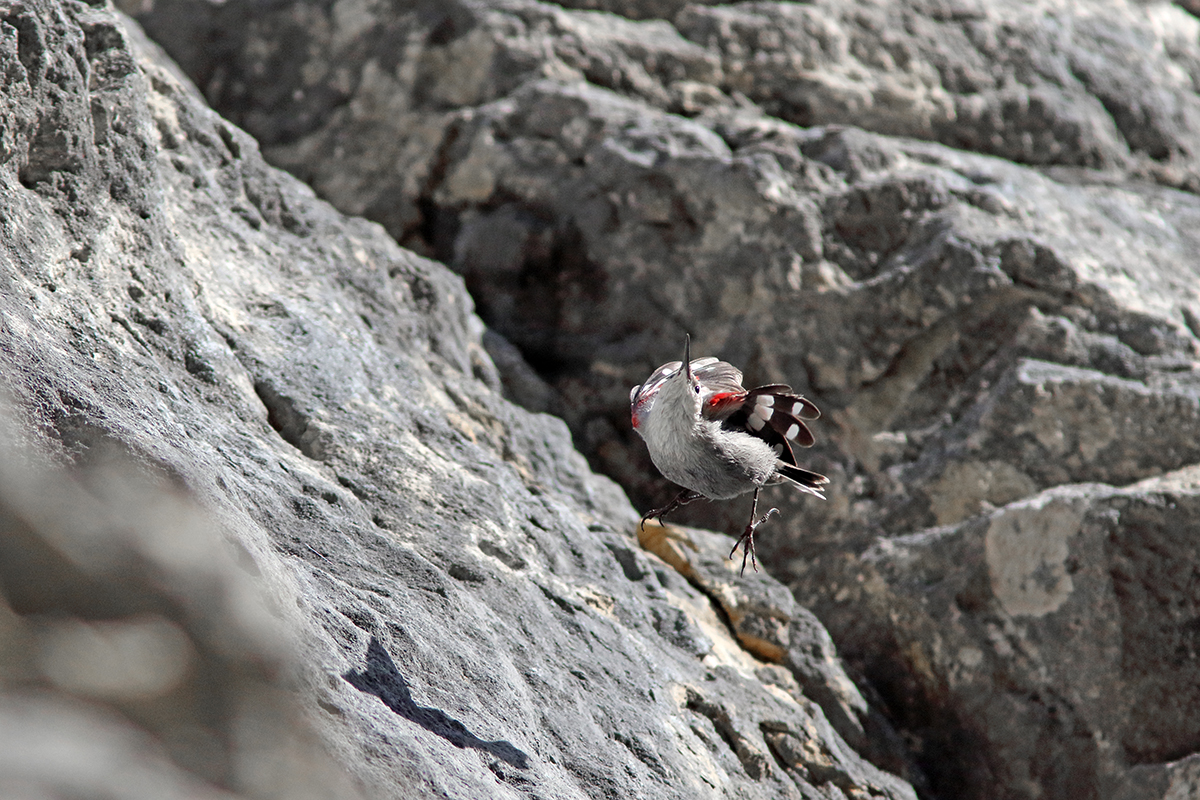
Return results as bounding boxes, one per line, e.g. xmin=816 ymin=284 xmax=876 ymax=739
xmin=44 ymin=0 xmax=1200 ymax=796
xmin=0 ymin=2 xmax=915 ymax=800
xmin=821 ymin=468 xmax=1200 ymax=799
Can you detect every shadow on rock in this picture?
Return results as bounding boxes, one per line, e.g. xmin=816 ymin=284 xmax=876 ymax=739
xmin=344 ymin=637 xmax=530 ymax=769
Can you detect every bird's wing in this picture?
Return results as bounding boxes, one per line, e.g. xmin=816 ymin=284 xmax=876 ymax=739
xmin=630 ymin=360 xmax=682 ymax=407
xmin=696 ymin=359 xmax=747 ymax=420
xmin=693 ymin=358 xmax=742 ymax=392
xmin=716 ymin=385 xmax=821 ymax=465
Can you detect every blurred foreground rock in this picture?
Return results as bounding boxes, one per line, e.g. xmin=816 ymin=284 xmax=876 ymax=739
xmin=124 ymin=0 xmax=1200 ymax=797
xmin=0 ymin=440 xmax=359 ymax=800
xmin=0 ymin=2 xmax=915 ymax=798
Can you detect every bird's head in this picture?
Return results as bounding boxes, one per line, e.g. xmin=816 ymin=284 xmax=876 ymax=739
xmin=630 ymin=335 xmax=701 ymax=434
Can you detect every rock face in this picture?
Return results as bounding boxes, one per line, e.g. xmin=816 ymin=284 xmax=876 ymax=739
xmin=0 ymin=2 xmax=915 ymax=800
xmin=839 ymin=471 xmax=1200 ymax=800
xmin=121 ymin=0 xmax=1200 ymax=798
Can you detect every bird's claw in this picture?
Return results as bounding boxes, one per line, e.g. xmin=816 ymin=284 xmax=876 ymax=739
xmin=729 ymin=506 xmax=778 ymax=576
xmin=638 ymin=489 xmax=703 ymax=533
xmin=639 ymin=506 xmax=669 ymax=532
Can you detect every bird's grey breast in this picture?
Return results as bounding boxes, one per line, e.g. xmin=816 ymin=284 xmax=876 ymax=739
xmin=648 ymin=415 xmax=775 ymax=500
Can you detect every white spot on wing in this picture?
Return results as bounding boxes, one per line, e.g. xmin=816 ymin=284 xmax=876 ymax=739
xmin=756 ymin=395 xmax=774 ymax=407
xmin=772 ymin=444 xmax=783 ymax=456
xmin=748 ymin=414 xmax=765 ymax=431
xmin=758 ymin=406 xmax=774 ymax=422
xmin=785 ymin=423 xmax=801 ymax=440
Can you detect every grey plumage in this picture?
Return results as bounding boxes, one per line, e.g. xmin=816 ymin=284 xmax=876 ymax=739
xmin=630 ymin=335 xmax=828 ymax=573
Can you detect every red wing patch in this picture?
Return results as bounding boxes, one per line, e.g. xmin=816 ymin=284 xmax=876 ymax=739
xmin=702 ymin=391 xmax=747 ymax=419
xmin=720 ymin=387 xmax=821 ymax=461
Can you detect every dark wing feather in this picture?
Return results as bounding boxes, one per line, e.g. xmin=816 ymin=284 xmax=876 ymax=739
xmin=755 ymin=387 xmax=828 ymax=497
xmin=778 ymin=463 xmax=828 ymax=497
xmin=720 ymin=385 xmax=823 ymax=463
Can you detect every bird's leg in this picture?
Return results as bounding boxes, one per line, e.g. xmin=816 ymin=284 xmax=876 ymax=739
xmin=640 ymin=489 xmax=704 ymax=529
xmin=729 ymin=488 xmax=778 ymax=575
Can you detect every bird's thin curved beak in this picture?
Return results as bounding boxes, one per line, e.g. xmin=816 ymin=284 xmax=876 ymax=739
xmin=683 ymin=334 xmax=692 ymax=381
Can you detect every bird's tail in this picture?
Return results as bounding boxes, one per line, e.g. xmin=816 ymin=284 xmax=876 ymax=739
xmin=778 ymin=463 xmax=829 ymax=499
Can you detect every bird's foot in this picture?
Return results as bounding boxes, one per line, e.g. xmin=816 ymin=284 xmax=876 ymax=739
xmin=729 ymin=506 xmax=778 ymax=576
xmin=638 ymin=489 xmax=703 ymax=532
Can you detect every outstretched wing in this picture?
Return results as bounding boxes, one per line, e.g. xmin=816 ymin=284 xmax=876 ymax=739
xmin=716 ymin=384 xmax=823 ymax=466
xmin=633 ymin=356 xmax=746 ymax=428
xmin=693 ymin=358 xmax=744 ymax=395
xmin=630 ymin=360 xmax=683 ymax=410
xmin=694 ymin=358 xmax=747 ymax=419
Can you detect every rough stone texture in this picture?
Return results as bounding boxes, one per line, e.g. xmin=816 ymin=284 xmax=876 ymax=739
xmin=0 ymin=436 xmax=361 ymax=800
xmin=675 ymin=0 xmax=1200 ymax=186
xmin=0 ymin=2 xmax=915 ymax=800
xmin=827 ymin=468 xmax=1200 ymax=800
xmin=639 ymin=520 xmax=912 ymax=781
xmin=121 ymin=0 xmax=1200 ymax=798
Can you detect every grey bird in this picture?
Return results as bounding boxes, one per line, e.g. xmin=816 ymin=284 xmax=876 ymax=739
xmin=630 ymin=335 xmax=828 ymax=574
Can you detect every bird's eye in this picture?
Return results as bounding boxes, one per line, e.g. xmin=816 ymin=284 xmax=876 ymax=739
xmin=693 ymin=384 xmax=700 ymax=394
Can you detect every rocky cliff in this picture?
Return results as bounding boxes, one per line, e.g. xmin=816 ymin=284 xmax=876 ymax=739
xmin=0 ymin=1 xmax=912 ymax=798
xmin=2 ymin=0 xmax=1199 ymax=798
